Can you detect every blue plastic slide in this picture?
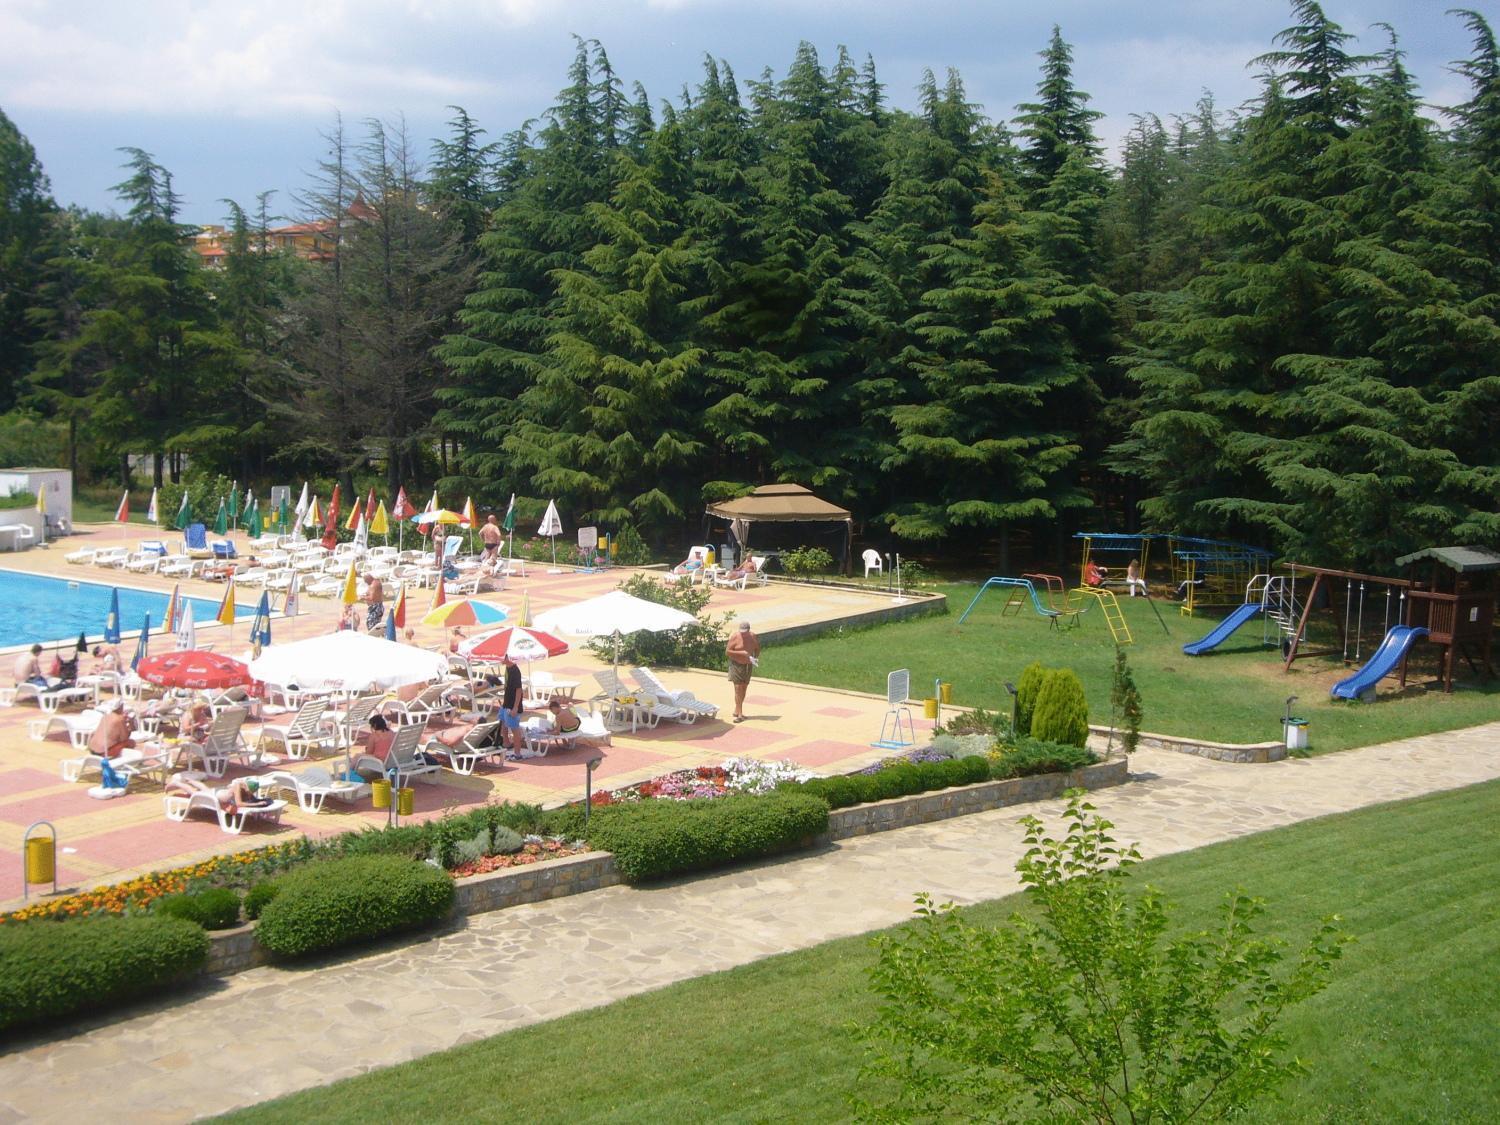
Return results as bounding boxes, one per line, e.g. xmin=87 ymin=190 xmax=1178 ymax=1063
xmin=1330 ymin=626 xmax=1429 ymax=701
xmin=1182 ymin=603 xmax=1262 ymax=655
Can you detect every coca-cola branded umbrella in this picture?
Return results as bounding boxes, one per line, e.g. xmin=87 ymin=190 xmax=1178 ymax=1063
xmin=135 ymin=650 xmax=252 ymax=691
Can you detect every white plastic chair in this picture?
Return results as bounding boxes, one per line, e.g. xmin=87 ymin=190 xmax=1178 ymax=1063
xmin=862 ymin=549 xmax=884 ymax=578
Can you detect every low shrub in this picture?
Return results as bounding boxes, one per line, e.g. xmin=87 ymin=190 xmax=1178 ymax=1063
xmin=315 ymin=801 xmax=547 ymax=868
xmin=254 ymin=856 xmax=455 ymax=959
xmin=937 ymin=706 xmax=1005 ymax=737
xmin=991 ymin=738 xmax=1097 ymax=779
xmin=581 ymin=793 xmax=829 ymax=883
xmin=0 ymin=915 xmax=208 ymax=1033
xmin=789 ymin=756 xmax=990 ymax=810
xmin=929 ymin=733 xmax=996 ymax=759
xmin=243 ymin=881 xmax=280 ymax=920
xmin=155 ymin=887 xmax=242 ymax=930
xmin=1031 ymin=668 xmax=1091 ymax=749
xmin=491 ymin=826 xmax=524 ymax=854
xmin=781 ymin=545 xmax=836 ymax=576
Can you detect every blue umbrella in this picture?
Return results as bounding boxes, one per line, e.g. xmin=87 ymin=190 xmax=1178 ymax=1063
xmin=385 ymin=608 xmax=397 ymax=641
xmin=104 ymin=588 xmax=122 ymax=645
xmin=251 ymin=591 xmax=272 ymax=648
xmin=132 ymin=613 xmax=151 ymax=671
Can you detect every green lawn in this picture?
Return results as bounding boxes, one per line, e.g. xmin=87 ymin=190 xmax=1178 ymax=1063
xmin=765 ymin=582 xmax=1500 ymax=753
xmin=225 ymin=780 xmax=1500 ymax=1124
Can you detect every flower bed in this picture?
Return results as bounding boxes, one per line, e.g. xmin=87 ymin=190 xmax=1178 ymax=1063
xmin=450 ymin=838 xmax=588 ymax=878
xmin=593 ymin=757 xmax=814 ymax=806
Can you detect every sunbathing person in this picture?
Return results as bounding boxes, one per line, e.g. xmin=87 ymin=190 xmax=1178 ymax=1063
xmin=87 ymin=699 xmax=136 ymax=758
xmin=354 ymin=715 xmax=397 ymax=778
xmin=528 ymin=699 xmax=600 ymax=755
xmin=165 ymin=772 xmax=268 ymax=810
xmin=178 ymin=700 xmax=213 ymax=743
xmin=91 ymin=644 xmax=125 ymax=675
xmin=12 ymin=644 xmax=50 ymax=688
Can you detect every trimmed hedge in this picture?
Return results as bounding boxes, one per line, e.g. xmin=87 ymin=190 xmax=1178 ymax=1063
xmin=1031 ymin=668 xmax=1091 ymax=748
xmin=156 ymin=887 xmax=242 ymax=930
xmin=317 ymin=801 xmax=546 ymax=868
xmin=787 ymin=755 xmax=991 ymax=810
xmin=0 ymin=915 xmax=208 ymax=1033
xmin=254 ymin=856 xmax=455 ymax=959
xmin=1014 ymin=661 xmax=1049 ymax=736
xmin=581 ymin=793 xmax=829 ymax=883
xmin=993 ymin=738 xmax=1097 ymax=778
xmin=243 ymin=880 xmax=281 ymax=921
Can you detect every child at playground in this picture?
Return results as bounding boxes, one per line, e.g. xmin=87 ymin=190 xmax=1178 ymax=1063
xmin=1126 ymin=559 xmax=1148 ymax=597
xmin=1084 ymin=561 xmax=1109 ymax=587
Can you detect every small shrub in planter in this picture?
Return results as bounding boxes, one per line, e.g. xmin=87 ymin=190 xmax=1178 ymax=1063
xmin=1030 ymin=669 xmax=1091 ymax=749
xmin=156 ymin=887 xmax=242 ymax=930
xmin=254 ymin=855 xmax=455 ymax=959
xmin=0 ymin=915 xmax=208 ymax=1033
xmin=582 ymin=793 xmax=829 ymax=882
xmin=243 ymin=880 xmax=280 ymax=920
xmin=991 ymin=738 xmax=1097 ymax=779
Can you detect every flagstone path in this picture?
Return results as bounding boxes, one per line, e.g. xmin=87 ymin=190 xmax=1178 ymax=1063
xmin=2 ymin=721 xmax=1497 ymax=1121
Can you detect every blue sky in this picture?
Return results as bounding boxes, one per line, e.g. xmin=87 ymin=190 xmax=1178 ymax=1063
xmin=2 ymin=1 xmax=1487 ymax=225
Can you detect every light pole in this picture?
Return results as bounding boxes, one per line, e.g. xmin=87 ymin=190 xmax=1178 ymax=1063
xmin=583 ymin=756 xmax=603 ymax=829
xmin=1004 ymin=681 xmax=1019 ymax=737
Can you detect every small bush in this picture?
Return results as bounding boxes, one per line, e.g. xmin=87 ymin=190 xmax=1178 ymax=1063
xmin=938 ymin=706 xmax=1004 ymax=737
xmin=491 ymin=825 xmax=524 ymax=854
xmin=1014 ymin=661 xmax=1049 ymax=736
xmin=782 ymin=545 xmax=836 ymax=576
xmin=156 ymin=887 xmax=242 ymax=930
xmin=1031 ymin=669 xmax=1091 ymax=749
xmin=451 ymin=829 xmax=491 ymax=867
xmin=991 ymin=738 xmax=1097 ymax=779
xmin=254 ymin=855 xmax=455 ymax=959
xmin=243 ymin=881 xmax=280 ymax=920
xmin=611 ymin=523 xmax=654 ymax=565
xmin=0 ymin=915 xmax=208 ymax=1033
xmin=581 ymin=793 xmax=829 ymax=883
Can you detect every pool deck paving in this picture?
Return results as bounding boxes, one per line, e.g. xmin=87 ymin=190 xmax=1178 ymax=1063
xmin=0 ymin=524 xmax=939 ymax=906
xmin=1 ymin=720 xmax=1497 ymax=1121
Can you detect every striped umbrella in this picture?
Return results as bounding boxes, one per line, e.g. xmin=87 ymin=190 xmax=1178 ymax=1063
xmin=422 ymin=599 xmax=510 ymax=628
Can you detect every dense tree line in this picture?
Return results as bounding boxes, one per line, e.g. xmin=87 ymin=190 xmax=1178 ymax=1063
xmin=1 ymin=3 xmax=1496 ymax=569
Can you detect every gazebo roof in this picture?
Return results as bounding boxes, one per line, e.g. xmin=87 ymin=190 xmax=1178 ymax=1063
xmin=705 ymin=483 xmax=852 ymax=523
xmin=1394 ymin=545 xmax=1500 ymax=573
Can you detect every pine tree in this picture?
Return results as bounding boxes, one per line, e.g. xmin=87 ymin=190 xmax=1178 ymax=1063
xmin=0 ymin=109 xmax=58 ymax=412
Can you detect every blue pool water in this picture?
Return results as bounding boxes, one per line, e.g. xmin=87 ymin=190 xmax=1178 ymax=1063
xmin=0 ymin=570 xmax=250 ymax=649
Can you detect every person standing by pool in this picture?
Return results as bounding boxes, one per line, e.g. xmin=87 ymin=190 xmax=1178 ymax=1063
xmin=364 ymin=573 xmax=385 ymax=631
xmin=726 ymin=620 xmax=760 ymax=723
xmin=479 ymin=515 xmax=503 ymax=562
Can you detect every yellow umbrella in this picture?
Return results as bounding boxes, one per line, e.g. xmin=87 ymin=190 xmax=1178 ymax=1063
xmin=413 ymin=509 xmax=464 ymax=527
xmin=307 ymin=495 xmax=321 ymax=526
xmin=519 ymin=588 xmax=531 ymax=627
xmin=370 ymin=499 xmax=389 ymax=536
xmin=340 ymin=560 xmax=359 ymax=605
xmin=36 ymin=487 xmax=46 ymax=516
xmin=216 ymin=576 xmax=237 ymax=626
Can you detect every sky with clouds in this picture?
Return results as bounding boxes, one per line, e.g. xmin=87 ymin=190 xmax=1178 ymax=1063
xmin=2 ymin=0 xmax=1487 ymax=224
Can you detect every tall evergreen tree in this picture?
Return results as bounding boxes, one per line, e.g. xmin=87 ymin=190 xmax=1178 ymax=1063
xmin=0 ymin=109 xmax=58 ymax=413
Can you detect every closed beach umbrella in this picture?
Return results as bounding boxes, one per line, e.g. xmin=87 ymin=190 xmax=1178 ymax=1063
xmin=138 ymin=649 xmax=249 ymax=690
xmin=213 ymin=497 xmax=228 ymax=536
xmin=131 ymin=614 xmax=151 ymax=671
xmin=385 ymin=608 xmax=397 ymax=641
xmin=248 ymin=499 xmax=263 ymax=541
xmin=216 ymin=576 xmax=237 ymax=627
xmin=277 ymin=495 xmax=290 ymax=534
xmin=174 ymin=493 xmax=192 ymax=531
xmin=114 ymin=491 xmax=129 ymax=523
xmin=176 ymin=602 xmax=197 ymax=651
xmin=104 ymin=588 xmax=122 ymax=645
xmin=242 ymin=487 xmax=255 ymax=522
xmin=164 ymin=583 xmax=181 ymax=633
xmin=307 ymin=494 xmax=321 ymax=527
xmin=538 ymin=500 xmax=563 ymax=569
xmin=518 ymin=588 xmax=531 ymax=628
xmin=75 ymin=630 xmax=88 ymax=655
xmin=390 ymin=583 xmax=407 ymax=629
xmin=321 ymin=484 xmax=342 ymax=550
xmin=147 ymin=487 xmax=159 ymax=525
xmin=281 ymin=571 xmax=301 ymax=618
xmin=340 ymin=560 xmax=359 ymax=605
xmin=344 ymin=496 xmax=364 ymax=532
xmin=251 ymin=591 xmax=272 ymax=649
xmin=229 ymin=482 xmax=240 ymax=528
xmin=370 ymin=500 xmax=389 ymax=540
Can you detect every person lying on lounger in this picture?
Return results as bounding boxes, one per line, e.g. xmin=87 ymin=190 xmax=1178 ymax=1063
xmin=165 ymin=773 xmax=268 ymax=811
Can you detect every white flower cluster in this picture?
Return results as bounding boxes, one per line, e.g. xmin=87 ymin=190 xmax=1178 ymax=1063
xmin=721 ymin=756 xmax=815 ymax=795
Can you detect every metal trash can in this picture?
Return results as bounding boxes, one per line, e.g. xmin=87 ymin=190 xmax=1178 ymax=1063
xmin=1284 ymin=718 xmax=1309 ymax=751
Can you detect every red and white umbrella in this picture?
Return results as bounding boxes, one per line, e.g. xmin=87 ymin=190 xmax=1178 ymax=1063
xmin=461 ymin=626 xmax=570 ymax=663
xmin=135 ymin=650 xmax=251 ymax=691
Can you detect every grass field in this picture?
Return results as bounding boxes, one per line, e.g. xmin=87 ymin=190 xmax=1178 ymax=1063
xmin=225 ymin=779 xmax=1500 ymax=1124
xmin=766 ymin=582 xmax=1500 ymax=754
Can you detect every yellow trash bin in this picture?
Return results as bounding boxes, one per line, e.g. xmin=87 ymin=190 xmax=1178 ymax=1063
xmin=705 ymin=547 xmax=716 ymax=567
xmin=397 ymin=787 xmax=415 ymax=817
xmin=923 ymin=698 xmax=939 ymax=719
xmin=371 ymin=780 xmax=392 ymax=809
xmin=940 ymin=682 xmax=953 ymax=704
xmin=25 ymin=836 xmax=55 ymax=884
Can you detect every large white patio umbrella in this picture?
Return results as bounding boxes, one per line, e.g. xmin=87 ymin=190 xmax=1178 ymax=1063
xmin=533 ymin=590 xmax=697 ymax=679
xmin=247 ymin=630 xmax=448 ymax=692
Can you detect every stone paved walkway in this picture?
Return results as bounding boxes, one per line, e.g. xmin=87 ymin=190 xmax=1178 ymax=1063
xmin=3 ymin=722 xmax=1499 ymax=1122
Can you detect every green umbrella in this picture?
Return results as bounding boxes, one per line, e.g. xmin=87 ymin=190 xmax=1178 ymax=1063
xmin=242 ymin=488 xmax=255 ymax=521
xmin=248 ymin=498 xmax=263 ymax=540
xmin=174 ymin=492 xmax=192 ymax=531
xmin=213 ymin=497 xmax=228 ymax=536
xmin=229 ymin=482 xmax=239 ymax=528
xmin=277 ymin=495 xmax=290 ymax=534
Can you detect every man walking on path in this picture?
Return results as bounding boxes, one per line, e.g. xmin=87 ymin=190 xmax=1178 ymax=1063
xmin=726 ymin=620 xmax=760 ymax=722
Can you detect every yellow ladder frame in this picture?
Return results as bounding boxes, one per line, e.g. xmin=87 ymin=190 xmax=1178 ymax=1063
xmin=1068 ymin=586 xmax=1134 ymax=646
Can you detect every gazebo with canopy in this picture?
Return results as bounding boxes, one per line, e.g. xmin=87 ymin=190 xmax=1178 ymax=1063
xmin=704 ymin=484 xmax=854 ymax=574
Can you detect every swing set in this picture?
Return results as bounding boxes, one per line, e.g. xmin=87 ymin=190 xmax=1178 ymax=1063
xmin=1280 ymin=564 xmax=1412 ymax=671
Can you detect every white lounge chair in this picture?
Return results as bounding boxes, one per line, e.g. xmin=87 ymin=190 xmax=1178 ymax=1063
xmin=521 ymin=708 xmax=612 ymax=756
xmin=257 ymin=765 xmax=370 ymax=813
xmin=0 ymin=682 xmax=96 ymax=713
xmin=382 ymin=683 xmax=455 ymax=728
xmin=31 ymin=708 xmax=103 ymax=748
xmin=179 ymin=707 xmax=253 ymax=778
xmin=163 ymin=773 xmax=287 ymax=835
xmin=712 ymin=556 xmax=768 ymax=590
xmin=330 ymin=693 xmax=385 ymax=749
xmin=158 ymin=554 xmax=198 ymax=577
xmin=355 ymin=723 xmax=438 ymax=787
xmin=423 ymin=720 xmax=504 ymax=776
xmin=62 ymin=745 xmax=166 ymax=786
xmin=64 ymin=545 xmax=98 ymax=565
xmin=91 ymin=548 xmax=130 ymax=568
xmin=257 ymin=699 xmax=334 ymax=760
xmin=629 ymin=667 xmax=720 ymax=722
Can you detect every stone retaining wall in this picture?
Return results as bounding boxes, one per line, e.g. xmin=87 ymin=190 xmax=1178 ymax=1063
xmin=1089 ymin=724 xmax=1286 ymax=764
xmin=204 ymin=758 xmax=1126 ymax=977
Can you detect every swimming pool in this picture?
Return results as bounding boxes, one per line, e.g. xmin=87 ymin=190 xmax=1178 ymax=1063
xmin=0 ymin=570 xmax=250 ymax=650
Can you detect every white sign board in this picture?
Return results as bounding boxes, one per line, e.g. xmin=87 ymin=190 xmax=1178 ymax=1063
xmin=577 ymin=526 xmax=598 ymax=549
xmin=887 ymin=668 xmax=910 ymax=706
xmin=270 ymin=485 xmax=291 ymax=509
